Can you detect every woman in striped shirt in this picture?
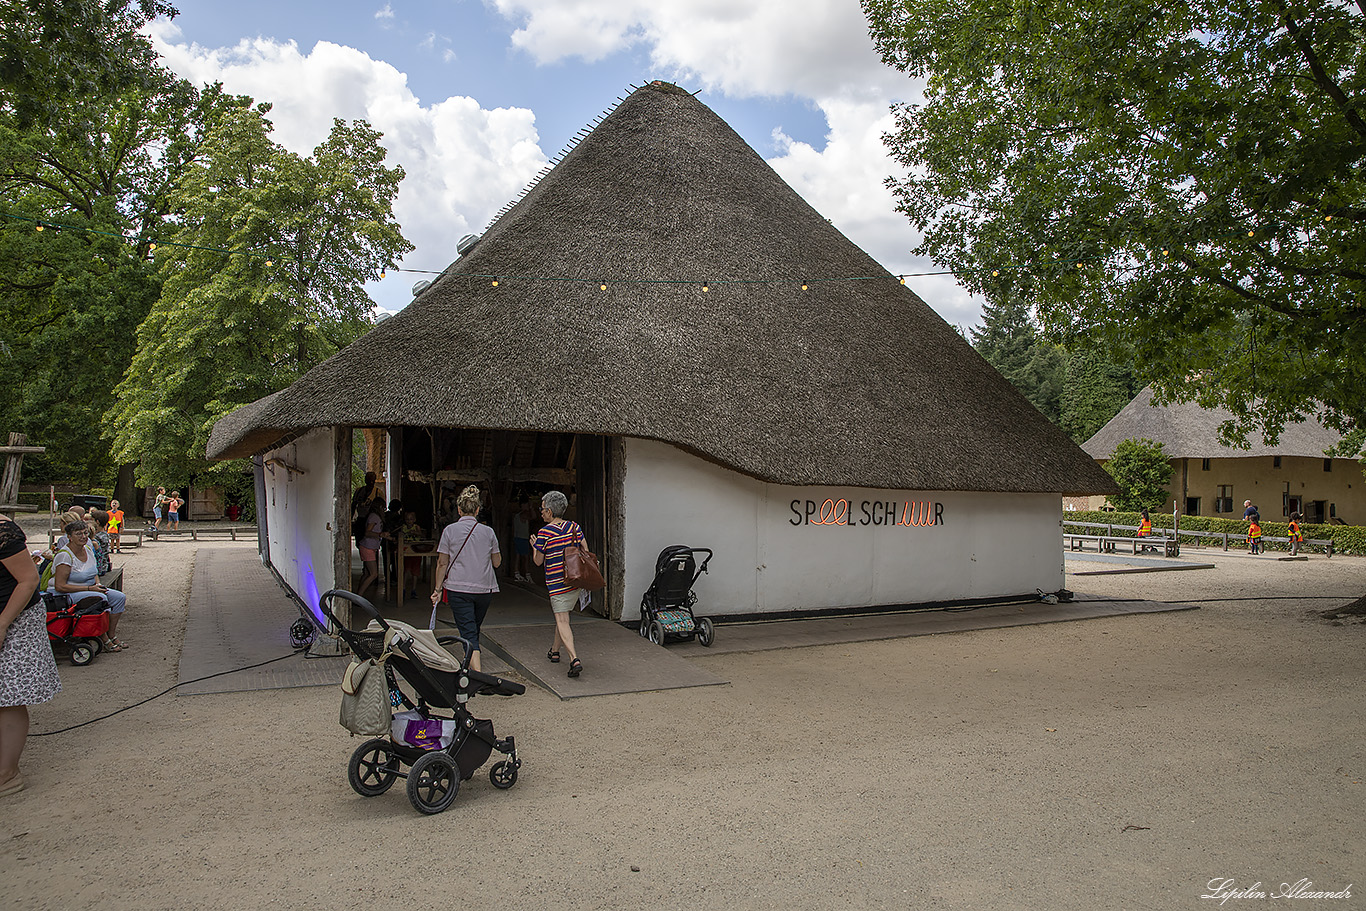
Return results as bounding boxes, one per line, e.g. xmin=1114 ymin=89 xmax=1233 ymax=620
xmin=531 ymin=490 xmax=585 ymax=678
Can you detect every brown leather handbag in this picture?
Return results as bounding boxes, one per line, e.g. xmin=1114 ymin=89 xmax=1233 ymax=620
xmin=563 ymin=545 xmax=605 ymax=591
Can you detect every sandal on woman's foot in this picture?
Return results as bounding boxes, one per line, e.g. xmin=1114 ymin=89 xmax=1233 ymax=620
xmin=567 ymin=658 xmax=583 ymax=678
xmin=547 ymin=649 xmax=560 ymax=663
xmin=110 ymin=637 xmax=128 ymax=649
xmin=103 ymin=639 xmax=123 ymax=652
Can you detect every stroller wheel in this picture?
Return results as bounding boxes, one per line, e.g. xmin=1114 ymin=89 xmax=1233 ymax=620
xmin=647 ymin=621 xmax=665 ymax=645
xmin=696 ymin=617 xmax=715 ymax=647
xmin=638 ymin=618 xmax=649 ymax=638
xmin=407 ymin=751 xmax=459 ymax=814
xmin=348 ymin=738 xmax=400 ymax=797
xmin=86 ymin=637 xmax=104 ymax=655
xmin=489 ymin=760 xmax=519 ymax=790
xmin=70 ymin=642 xmax=95 ymax=666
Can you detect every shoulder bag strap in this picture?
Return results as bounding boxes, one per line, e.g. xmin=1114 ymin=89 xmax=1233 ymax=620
xmin=439 ymin=521 xmax=480 ymax=590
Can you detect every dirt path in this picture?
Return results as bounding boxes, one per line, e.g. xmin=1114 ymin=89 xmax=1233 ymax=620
xmin=3 ymin=528 xmax=1362 ymax=910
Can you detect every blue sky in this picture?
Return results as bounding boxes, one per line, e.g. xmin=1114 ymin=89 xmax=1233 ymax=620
xmin=153 ymin=0 xmax=978 ymax=326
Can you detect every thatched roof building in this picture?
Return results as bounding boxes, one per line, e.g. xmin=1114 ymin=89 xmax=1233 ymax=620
xmin=208 ymin=81 xmax=1112 ymax=496
xmin=1082 ymin=387 xmax=1344 ymax=460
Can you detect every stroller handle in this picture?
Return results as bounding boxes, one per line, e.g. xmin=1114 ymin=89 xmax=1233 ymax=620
xmin=318 ymin=589 xmax=385 ymax=633
xmin=692 ymin=548 xmax=714 ymax=573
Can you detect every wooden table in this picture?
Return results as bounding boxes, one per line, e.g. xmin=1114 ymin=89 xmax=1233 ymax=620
xmin=392 ymin=537 xmax=441 ymax=606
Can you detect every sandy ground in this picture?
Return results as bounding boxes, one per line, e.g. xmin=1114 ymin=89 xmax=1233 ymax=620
xmin=2 ymin=519 xmax=1363 ymax=910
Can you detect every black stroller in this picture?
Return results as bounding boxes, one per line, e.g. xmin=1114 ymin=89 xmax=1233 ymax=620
xmin=638 ymin=545 xmax=715 ymax=646
xmin=320 ymin=590 xmax=525 ymax=814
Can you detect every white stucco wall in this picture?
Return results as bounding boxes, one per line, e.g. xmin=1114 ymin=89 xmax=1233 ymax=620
xmin=620 ymin=438 xmax=1064 ymax=620
xmin=261 ymin=429 xmax=339 ymax=622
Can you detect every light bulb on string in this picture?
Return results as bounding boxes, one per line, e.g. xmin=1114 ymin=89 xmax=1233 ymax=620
xmin=1247 ymin=230 xmax=1255 ymax=237
xmin=600 ymin=282 xmax=607 ymax=291
xmin=34 ymin=223 xmax=43 ymax=232
xmin=1325 ymin=215 xmax=1333 ymax=222
xmin=701 ymin=282 xmax=710 ymax=293
xmin=491 ymin=277 xmax=499 ymax=287
xmin=265 ymin=259 xmax=273 ymax=267
xmin=801 ymin=281 xmax=808 ymax=291
xmin=148 ymin=242 xmax=156 ymax=251
xmin=992 ymin=270 xmax=999 ymax=277
xmin=899 ymin=276 xmax=906 ymax=285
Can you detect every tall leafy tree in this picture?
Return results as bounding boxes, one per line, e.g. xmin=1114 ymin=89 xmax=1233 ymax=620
xmin=1104 ymin=438 xmax=1173 ymax=511
xmin=0 ymin=0 xmax=244 ymax=485
xmin=864 ymin=0 xmax=1366 ymax=455
xmin=970 ymin=297 xmax=1066 ymax=425
xmin=1060 ymin=343 xmax=1142 ymax=443
xmin=107 ymin=107 xmax=412 ymax=486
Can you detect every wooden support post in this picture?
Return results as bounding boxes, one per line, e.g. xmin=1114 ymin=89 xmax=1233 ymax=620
xmin=309 ymin=426 xmax=354 ymax=658
xmin=334 ymin=426 xmax=353 ymax=612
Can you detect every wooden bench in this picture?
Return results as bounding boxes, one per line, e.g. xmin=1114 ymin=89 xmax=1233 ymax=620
xmin=113 ymin=529 xmax=143 ymax=549
xmin=1064 ymin=533 xmax=1176 ymax=557
xmin=189 ymin=526 xmax=257 ymax=541
xmin=100 ymin=566 xmax=124 ymax=591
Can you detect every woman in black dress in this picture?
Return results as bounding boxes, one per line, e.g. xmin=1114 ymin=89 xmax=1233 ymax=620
xmin=0 ymin=512 xmax=62 ymax=797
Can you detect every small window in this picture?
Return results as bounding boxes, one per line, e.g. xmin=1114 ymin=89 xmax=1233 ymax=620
xmin=1214 ymin=485 xmax=1233 ymax=513
xmin=1273 ymin=456 xmax=1282 ymax=468
xmin=1201 ymin=458 xmax=1211 ymax=471
xmin=1185 ymin=497 xmax=1201 ymax=516
xmin=1324 ymin=458 xmax=1332 ymax=472
xmin=1331 ymin=503 xmax=1336 ymax=518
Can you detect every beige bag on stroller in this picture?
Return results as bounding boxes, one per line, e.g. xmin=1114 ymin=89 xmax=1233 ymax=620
xmin=339 ymin=656 xmax=391 ymax=736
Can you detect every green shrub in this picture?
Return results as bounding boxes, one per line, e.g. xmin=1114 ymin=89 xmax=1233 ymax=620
xmin=1062 ymin=510 xmax=1363 ymax=556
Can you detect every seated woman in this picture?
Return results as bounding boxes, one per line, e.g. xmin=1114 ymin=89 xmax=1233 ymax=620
xmin=49 ymin=520 xmax=128 ymax=651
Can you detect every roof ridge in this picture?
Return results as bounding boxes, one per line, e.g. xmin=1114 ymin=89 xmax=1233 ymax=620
xmin=482 ymin=82 xmax=684 ymax=235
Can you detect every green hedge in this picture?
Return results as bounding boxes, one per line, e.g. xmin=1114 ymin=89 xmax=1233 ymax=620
xmin=1063 ymin=510 xmax=1366 ymax=556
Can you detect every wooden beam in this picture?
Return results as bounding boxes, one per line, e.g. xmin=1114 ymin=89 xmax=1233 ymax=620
xmin=0 ymin=446 xmax=46 ymax=454
xmin=333 ymin=427 xmax=352 ymax=629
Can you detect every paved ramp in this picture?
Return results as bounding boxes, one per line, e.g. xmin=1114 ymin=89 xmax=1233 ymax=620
xmin=176 ymin=543 xmax=1197 ymax=699
xmin=480 ymin=617 xmax=728 ymax=700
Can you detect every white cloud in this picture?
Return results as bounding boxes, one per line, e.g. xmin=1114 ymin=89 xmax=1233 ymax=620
xmin=148 ymin=21 xmax=548 ymax=313
xmin=375 ymin=4 xmax=394 ymax=22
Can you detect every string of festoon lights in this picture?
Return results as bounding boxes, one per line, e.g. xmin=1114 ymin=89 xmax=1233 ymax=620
xmin=4 ymin=209 xmax=1341 ymax=293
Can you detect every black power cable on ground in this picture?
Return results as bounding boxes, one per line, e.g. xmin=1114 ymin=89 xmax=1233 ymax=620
xmin=33 ymin=649 xmax=307 ymax=737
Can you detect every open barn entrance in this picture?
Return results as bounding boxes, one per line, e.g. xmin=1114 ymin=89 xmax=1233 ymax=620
xmin=383 ymin=428 xmax=617 ymax=617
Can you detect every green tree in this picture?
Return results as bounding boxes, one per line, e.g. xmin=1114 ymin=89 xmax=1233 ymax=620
xmin=864 ymin=0 xmax=1366 ymax=455
xmin=1059 ymin=343 xmax=1142 ymax=443
xmin=107 ymin=108 xmax=412 ymax=486
xmin=970 ymin=297 xmax=1066 ymax=425
xmin=1 ymin=0 xmax=246 ymax=484
xmin=1105 ymin=438 xmax=1172 ymax=510
xmin=0 ymin=0 xmax=177 ymax=131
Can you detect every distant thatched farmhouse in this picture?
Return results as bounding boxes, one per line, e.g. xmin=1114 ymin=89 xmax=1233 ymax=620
xmin=1077 ymin=387 xmax=1362 ymax=524
xmin=207 ymin=81 xmax=1115 ymax=623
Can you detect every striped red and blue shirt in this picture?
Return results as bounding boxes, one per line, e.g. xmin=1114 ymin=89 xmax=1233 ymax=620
xmin=533 ymin=519 xmax=585 ymax=595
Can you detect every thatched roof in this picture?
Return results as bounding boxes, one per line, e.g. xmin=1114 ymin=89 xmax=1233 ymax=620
xmin=207 ymin=81 xmax=1115 ymax=495
xmin=1082 ymin=387 xmax=1345 ymax=460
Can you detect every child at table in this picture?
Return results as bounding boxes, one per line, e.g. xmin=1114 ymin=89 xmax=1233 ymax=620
xmin=397 ymin=511 xmax=426 ymax=599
